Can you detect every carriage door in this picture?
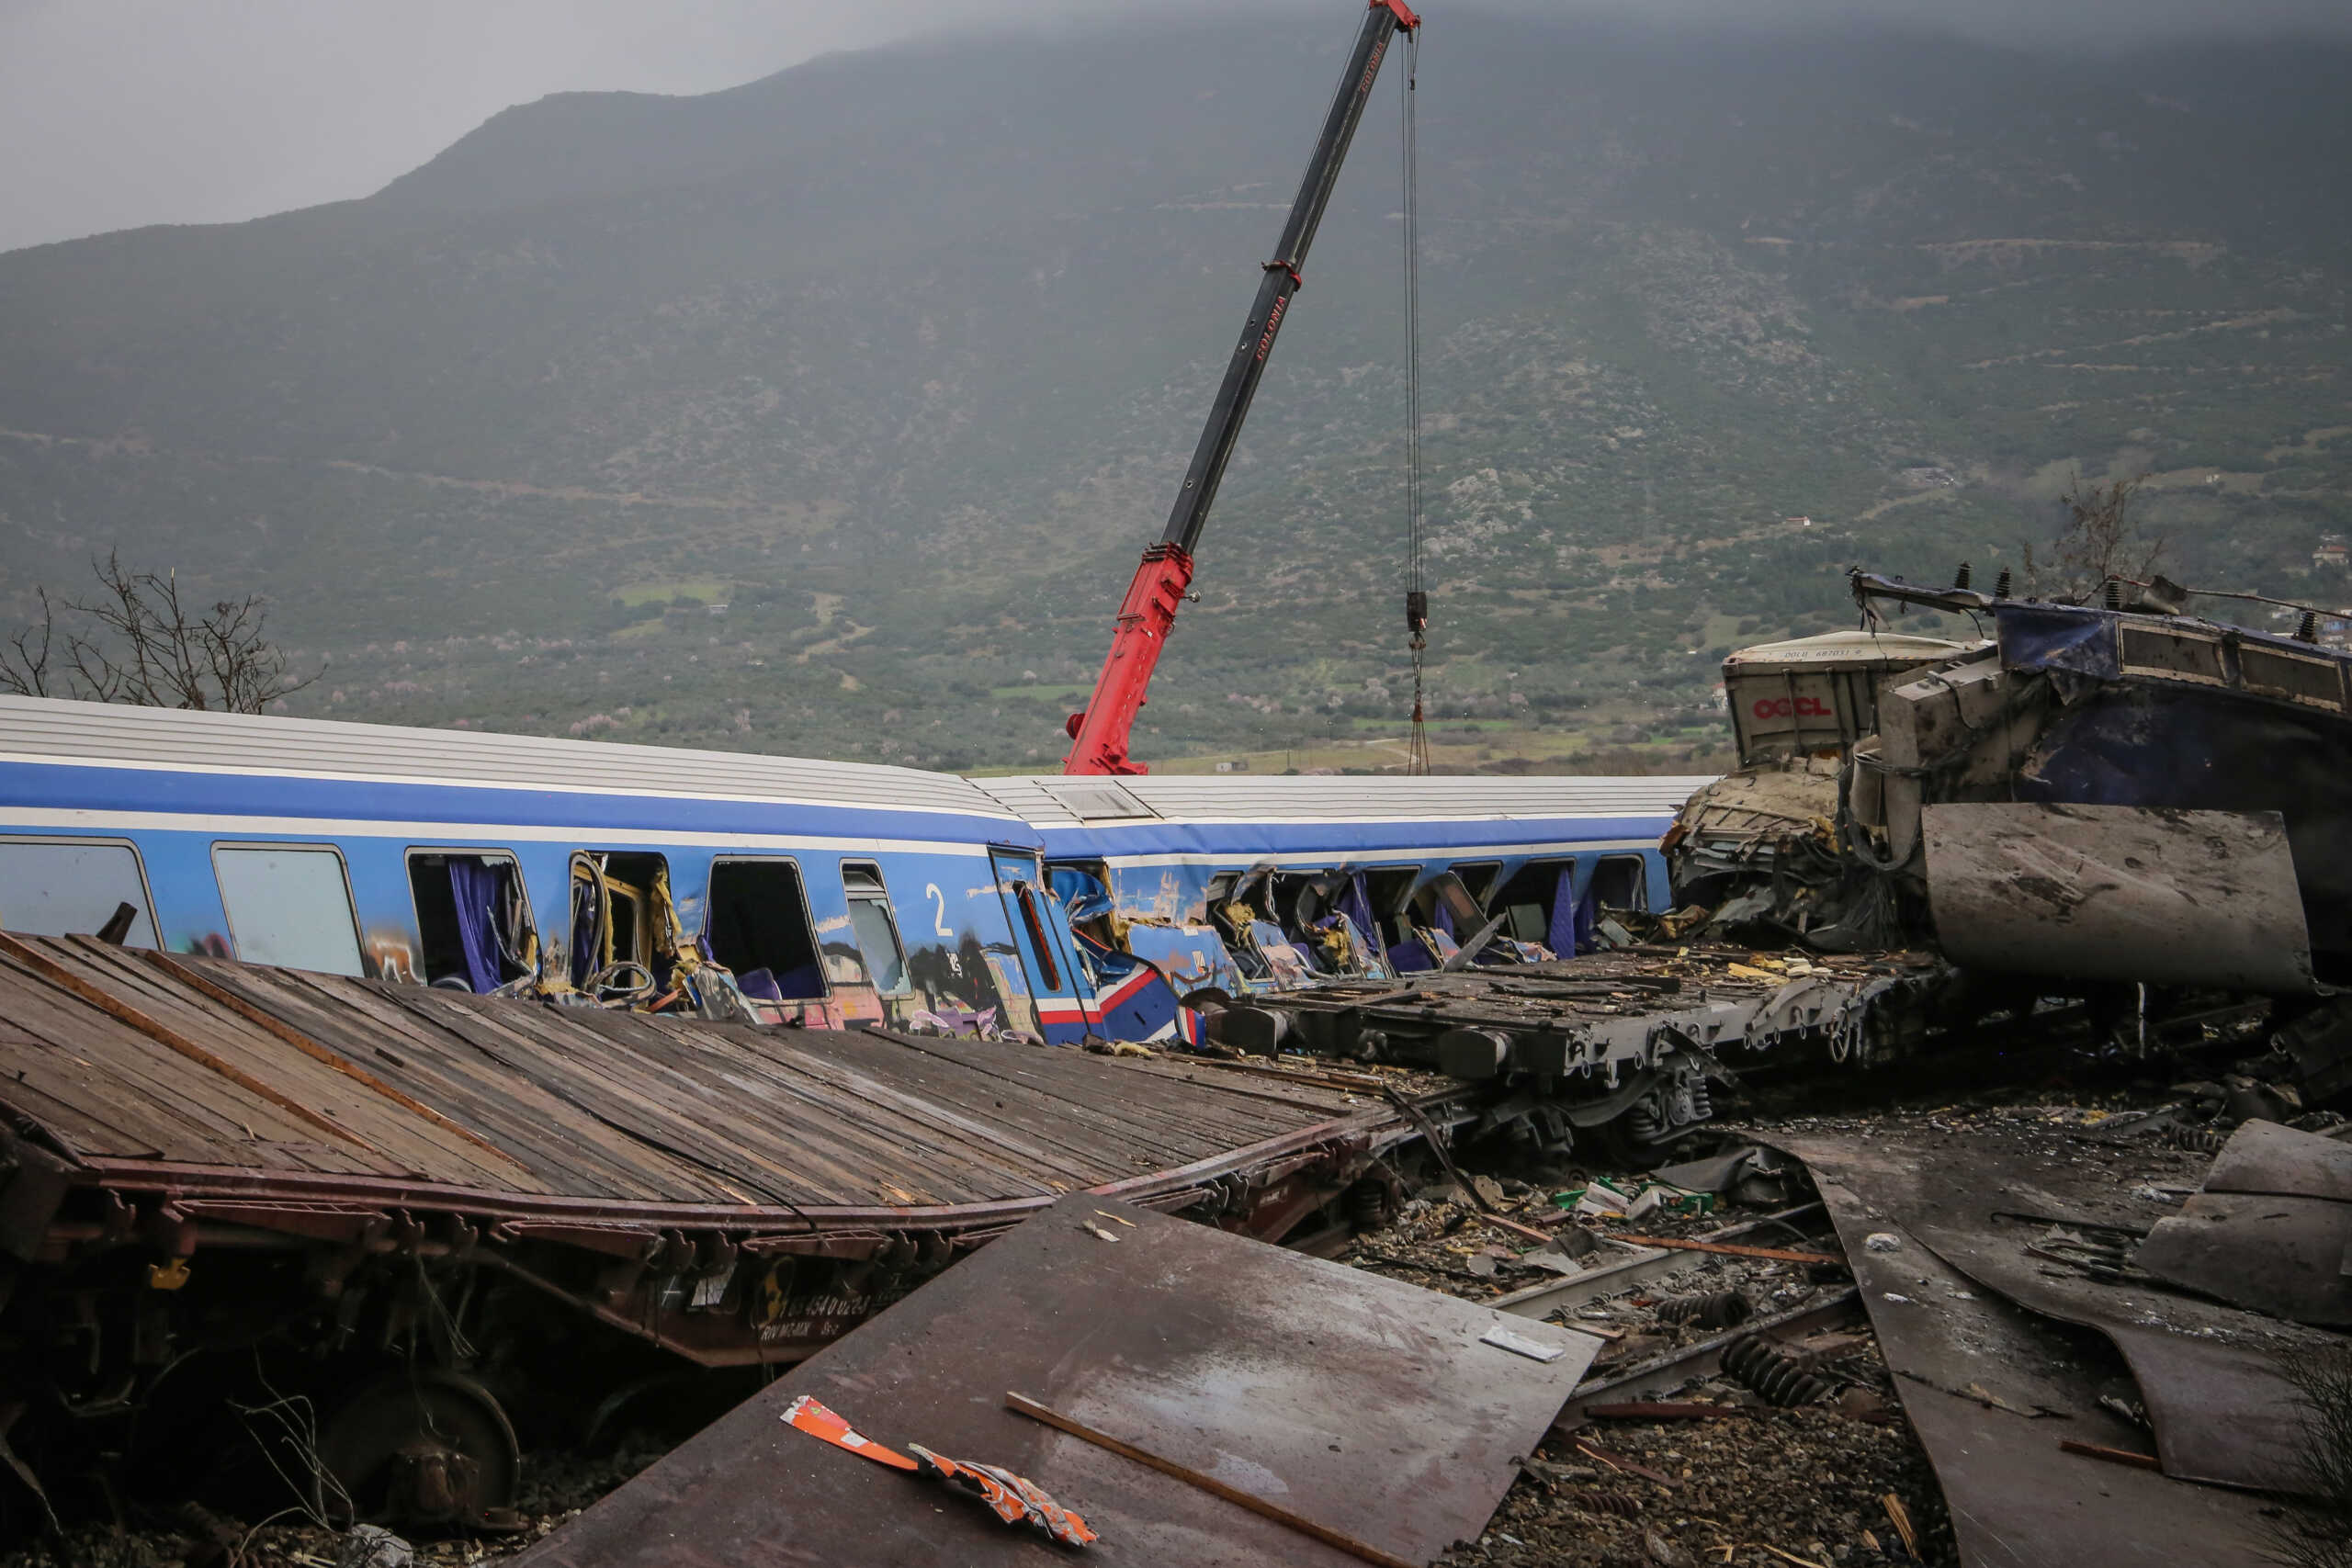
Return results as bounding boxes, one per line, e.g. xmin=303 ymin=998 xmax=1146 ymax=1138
xmin=989 ymin=847 xmax=1096 ymax=1042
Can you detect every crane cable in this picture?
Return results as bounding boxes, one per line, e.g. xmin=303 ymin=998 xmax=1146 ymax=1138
xmin=1400 ymin=25 xmax=1430 ymax=777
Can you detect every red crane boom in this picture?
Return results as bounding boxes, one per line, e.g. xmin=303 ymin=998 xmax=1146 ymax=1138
xmin=1063 ymin=0 xmax=1419 ymax=775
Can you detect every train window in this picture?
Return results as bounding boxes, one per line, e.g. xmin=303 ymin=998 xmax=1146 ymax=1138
xmin=407 ymin=851 xmax=535 ymax=992
xmin=213 ymin=845 xmax=365 ymax=976
xmin=1591 ymin=855 xmax=1650 ymax=913
xmin=570 ymin=852 xmax=670 ymax=994
xmin=1363 ymin=866 xmax=1422 ymax=949
xmin=706 ymin=858 xmax=826 ymax=1001
xmin=842 ymin=863 xmax=909 ymax=995
xmin=1490 ymin=860 xmax=1577 ymax=949
xmin=0 ymin=838 xmax=157 ymax=946
xmin=1451 ymin=862 xmax=1502 ymax=908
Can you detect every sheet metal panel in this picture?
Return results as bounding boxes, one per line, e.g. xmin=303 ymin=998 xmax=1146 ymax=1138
xmin=1922 ymin=802 xmax=2315 ymax=994
xmin=515 ymin=1194 xmax=1599 ymax=1568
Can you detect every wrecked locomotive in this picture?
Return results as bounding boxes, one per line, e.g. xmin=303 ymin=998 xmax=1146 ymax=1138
xmin=1661 ymin=567 xmax=2352 ymax=1089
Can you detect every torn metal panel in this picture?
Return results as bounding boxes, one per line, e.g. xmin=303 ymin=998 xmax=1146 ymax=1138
xmin=1781 ymin=1146 xmax=2279 ymax=1567
xmin=1922 ymin=802 xmax=2316 ymax=993
xmin=1219 ymin=947 xmax=1959 ymax=1154
xmin=516 ymin=1195 xmax=1600 ymax=1568
xmin=1779 ymin=1124 xmax=2339 ymax=1515
xmin=2138 ymin=1118 xmax=2352 ymax=1327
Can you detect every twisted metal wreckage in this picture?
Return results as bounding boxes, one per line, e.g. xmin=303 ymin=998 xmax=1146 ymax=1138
xmin=6 ymin=559 xmax=2348 ymax=1539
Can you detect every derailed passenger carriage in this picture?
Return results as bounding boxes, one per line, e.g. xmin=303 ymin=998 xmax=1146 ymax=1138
xmin=0 ymin=695 xmax=1713 ymax=1535
xmin=0 ymin=698 xmax=1697 ymax=1050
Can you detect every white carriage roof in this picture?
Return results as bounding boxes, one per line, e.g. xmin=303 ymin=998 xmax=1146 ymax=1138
xmin=0 ymin=695 xmax=1018 ymax=818
xmin=1 ymin=696 xmax=1713 ymax=829
xmin=969 ymin=772 xmax=1714 ymax=828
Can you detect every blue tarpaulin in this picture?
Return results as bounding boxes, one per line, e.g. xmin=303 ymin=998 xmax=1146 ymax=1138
xmin=1996 ymin=603 xmax=2120 ymax=679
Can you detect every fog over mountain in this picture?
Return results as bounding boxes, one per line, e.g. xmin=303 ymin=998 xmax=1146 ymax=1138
xmin=1 ymin=6 xmax=2346 ymax=771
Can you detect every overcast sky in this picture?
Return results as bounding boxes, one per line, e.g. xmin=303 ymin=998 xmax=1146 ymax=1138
xmin=3 ymin=0 xmax=2346 ymax=257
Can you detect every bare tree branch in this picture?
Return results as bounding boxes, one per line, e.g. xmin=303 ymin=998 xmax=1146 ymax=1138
xmin=3 ymin=554 xmax=319 ymax=713
xmin=0 ymin=586 xmax=61 ymax=698
xmin=2042 ymin=469 xmax=2165 ymax=604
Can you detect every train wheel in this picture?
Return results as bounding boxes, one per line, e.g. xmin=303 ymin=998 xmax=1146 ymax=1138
xmin=318 ymin=1369 xmax=520 ymax=1531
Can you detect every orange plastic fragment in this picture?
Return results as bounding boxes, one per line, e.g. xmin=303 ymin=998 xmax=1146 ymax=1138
xmin=781 ymin=1394 xmax=918 ymax=1472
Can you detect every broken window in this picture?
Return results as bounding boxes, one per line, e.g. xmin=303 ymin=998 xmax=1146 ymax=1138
xmin=570 ymin=852 xmax=665 ymax=995
xmin=842 ymin=863 xmax=909 ymax=995
xmin=214 ymin=844 xmax=365 ymax=976
xmin=1451 ymin=862 xmax=1502 ymax=909
xmin=1204 ymin=866 xmax=1315 ymax=986
xmin=1590 ymin=854 xmax=1650 ymax=914
xmin=706 ymin=858 xmax=826 ymax=1002
xmin=1363 ymin=866 xmax=1422 ymax=953
xmin=408 ymin=851 xmax=536 ymax=992
xmin=0 ymin=838 xmax=156 ymax=946
xmin=1490 ymin=860 xmax=1577 ymax=952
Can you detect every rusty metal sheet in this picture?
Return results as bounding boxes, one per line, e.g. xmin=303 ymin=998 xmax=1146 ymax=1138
xmin=2196 ymin=1114 xmax=2352 ymax=1202
xmin=2102 ymin=1324 xmax=2310 ymax=1494
xmin=1777 ymin=1125 xmax=2339 ymax=1490
xmin=0 ymin=934 xmax=1388 ymax=1225
xmin=2138 ymin=1192 xmax=2352 ymax=1327
xmin=1804 ymin=1178 xmax=2278 ymax=1567
xmin=1922 ymin=802 xmax=2314 ymax=993
xmin=2136 ymin=1117 xmax=2352 ymax=1328
xmin=516 ymin=1194 xmax=1601 ymax=1568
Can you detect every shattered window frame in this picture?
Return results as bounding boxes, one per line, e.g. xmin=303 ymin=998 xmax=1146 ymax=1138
xmin=403 ymin=845 xmax=537 ymax=990
xmin=0 ymin=835 xmax=160 ymax=947
xmin=1363 ymin=864 xmax=1425 ymax=950
xmin=571 ymin=849 xmax=669 ymax=976
xmin=839 ymin=859 xmax=912 ymax=997
xmin=1490 ymin=857 xmax=1575 ymax=946
xmin=1590 ymin=853 xmax=1651 ymax=914
xmin=1449 ymin=861 xmax=1503 ymax=908
xmin=703 ymin=854 xmax=831 ymax=1002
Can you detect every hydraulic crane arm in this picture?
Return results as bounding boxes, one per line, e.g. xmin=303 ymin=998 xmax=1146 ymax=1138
xmin=1064 ymin=0 xmax=1419 ymax=775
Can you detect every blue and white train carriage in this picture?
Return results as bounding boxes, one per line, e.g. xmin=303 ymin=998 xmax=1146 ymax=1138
xmin=0 ymin=695 xmax=1704 ymax=1044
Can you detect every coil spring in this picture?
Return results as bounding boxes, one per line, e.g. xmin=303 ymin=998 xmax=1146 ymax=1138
xmin=1687 ymin=1078 xmax=1712 ymax=1122
xmin=1720 ymin=1334 xmax=1834 ymax=1407
xmin=1574 ymin=1490 xmax=1645 ymax=1519
xmin=2167 ymin=1124 xmax=2228 ymax=1153
xmin=1625 ymin=1099 xmax=1666 ymax=1142
xmin=1345 ymin=1179 xmax=1392 ymax=1232
xmin=1653 ymin=1290 xmax=1751 ymax=1329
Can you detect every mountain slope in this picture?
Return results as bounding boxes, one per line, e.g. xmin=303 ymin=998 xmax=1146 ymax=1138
xmin=1 ymin=10 xmax=2346 ymax=770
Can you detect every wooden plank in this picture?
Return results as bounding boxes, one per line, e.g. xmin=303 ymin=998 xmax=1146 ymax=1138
xmin=134 ymin=946 xmax=537 ymax=1179
xmin=0 ymin=932 xmax=378 ymax=1155
xmin=0 ymin=959 xmax=314 ymax=1160
xmin=55 ymin=942 xmax=507 ymax=1182
xmin=255 ymin=969 xmax=722 ymax=1201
